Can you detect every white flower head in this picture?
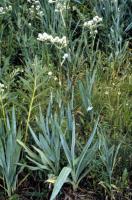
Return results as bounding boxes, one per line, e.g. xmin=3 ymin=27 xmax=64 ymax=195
xmin=84 ymin=15 xmax=103 ymax=30
xmin=8 ymin=5 xmax=12 ymax=11
xmin=0 ymin=83 xmax=5 ymax=94
xmin=59 ymin=80 xmax=61 ymax=86
xmin=84 ymin=20 xmax=93 ymax=27
xmin=48 ymin=0 xmax=56 ymax=3
xmin=36 ymin=5 xmax=40 ymax=10
xmin=54 ymin=76 xmax=58 ymax=81
xmin=87 ymin=106 xmax=93 ymax=112
xmin=48 ymin=71 xmax=53 ymax=76
xmin=63 ymin=53 xmax=69 ymax=60
xmin=39 ymin=11 xmax=43 ymax=16
xmin=0 ymin=83 xmax=4 ymax=88
xmin=94 ymin=30 xmax=98 ymax=34
xmin=105 ymin=91 xmax=109 ymax=95
xmin=0 ymin=7 xmax=4 ymax=13
xmin=37 ymin=32 xmax=67 ymax=47
xmin=35 ymin=0 xmax=40 ymax=4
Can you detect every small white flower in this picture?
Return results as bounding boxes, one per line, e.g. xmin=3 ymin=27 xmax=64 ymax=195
xmin=93 ymin=16 xmax=102 ymax=23
xmin=53 ymin=36 xmax=60 ymax=43
xmin=54 ymin=76 xmax=58 ymax=81
xmin=0 ymin=83 xmax=4 ymax=88
xmin=61 ymin=36 xmax=67 ymax=47
xmin=118 ymin=91 xmax=121 ymax=95
xmin=8 ymin=5 xmax=12 ymax=11
xmin=39 ymin=11 xmax=43 ymax=16
xmin=87 ymin=106 xmax=93 ymax=112
xmin=94 ymin=30 xmax=98 ymax=34
xmin=36 ymin=5 xmax=40 ymax=10
xmin=84 ymin=21 xmax=92 ymax=27
xmin=55 ymin=8 xmax=59 ymax=12
xmin=84 ymin=15 xmax=103 ymax=30
xmin=48 ymin=71 xmax=53 ymax=76
xmin=63 ymin=53 xmax=69 ymax=60
xmin=0 ymin=7 xmax=4 ymax=13
xmin=1 ymin=88 xmax=4 ymax=92
xmin=0 ymin=83 xmax=5 ymax=93
xmin=105 ymin=91 xmax=109 ymax=95
xmin=35 ymin=0 xmax=40 ymax=4
xmin=59 ymin=80 xmax=61 ymax=86
xmin=48 ymin=0 xmax=56 ymax=3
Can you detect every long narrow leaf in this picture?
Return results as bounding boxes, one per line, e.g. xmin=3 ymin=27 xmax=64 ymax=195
xmin=55 ymin=121 xmax=72 ymax=166
xmin=76 ymin=118 xmax=99 ymax=178
xmin=50 ymin=167 xmax=71 ymax=200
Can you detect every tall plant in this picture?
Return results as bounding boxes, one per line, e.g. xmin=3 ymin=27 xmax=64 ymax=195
xmin=55 ymin=104 xmax=99 ymax=191
xmin=0 ymin=107 xmax=23 ymax=198
xmin=17 ymin=101 xmax=62 ymax=178
xmin=99 ymin=134 xmax=121 ymax=199
xmin=17 ymin=56 xmax=48 ymax=143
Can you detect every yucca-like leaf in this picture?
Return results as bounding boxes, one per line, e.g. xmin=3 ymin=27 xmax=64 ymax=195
xmin=71 ymin=114 xmax=76 ymax=163
xmin=18 ymin=104 xmax=62 ymax=176
xmin=50 ymin=167 xmax=71 ymax=200
xmin=76 ymin=142 xmax=98 ymax=182
xmin=56 ymin=103 xmax=99 ymax=190
xmin=0 ymin=108 xmax=23 ymax=197
xmin=99 ymin=133 xmax=121 ymax=194
xmin=32 ymin=145 xmax=55 ymax=172
xmin=76 ymin=118 xmax=99 ymax=179
xmin=79 ymin=70 xmax=96 ymax=112
xmin=26 ymin=156 xmax=49 ymax=171
xmin=17 ymin=140 xmax=39 ymax=162
xmin=55 ymin=120 xmax=72 ymax=166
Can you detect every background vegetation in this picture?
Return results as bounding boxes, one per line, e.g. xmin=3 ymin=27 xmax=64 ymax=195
xmin=0 ymin=0 xmax=132 ymax=199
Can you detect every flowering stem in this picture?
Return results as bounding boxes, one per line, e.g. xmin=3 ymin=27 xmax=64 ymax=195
xmin=24 ymin=77 xmax=36 ymax=143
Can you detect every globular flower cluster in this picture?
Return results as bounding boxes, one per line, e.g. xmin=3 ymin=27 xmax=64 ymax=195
xmin=84 ymin=16 xmax=103 ymax=35
xmin=0 ymin=5 xmax=12 ymax=14
xmin=27 ymin=0 xmax=43 ymax=17
xmin=37 ymin=33 xmax=67 ymax=47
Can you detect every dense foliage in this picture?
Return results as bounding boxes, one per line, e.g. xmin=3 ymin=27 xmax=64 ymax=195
xmin=0 ymin=0 xmax=132 ymax=199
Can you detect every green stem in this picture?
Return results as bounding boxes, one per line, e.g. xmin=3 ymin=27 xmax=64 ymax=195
xmin=24 ymin=78 xmax=36 ymax=143
xmin=60 ymin=10 xmax=66 ymax=27
xmin=0 ymin=95 xmax=7 ymax=129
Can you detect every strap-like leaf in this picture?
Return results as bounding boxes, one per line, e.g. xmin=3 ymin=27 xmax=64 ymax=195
xmin=50 ymin=167 xmax=71 ymax=200
xmin=76 ymin=118 xmax=99 ymax=178
xmin=55 ymin=121 xmax=72 ymax=166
